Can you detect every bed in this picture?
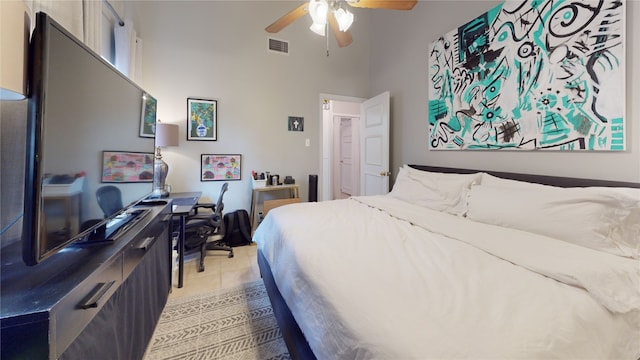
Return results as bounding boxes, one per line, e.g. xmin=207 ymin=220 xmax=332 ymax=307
xmin=253 ymin=165 xmax=640 ymax=360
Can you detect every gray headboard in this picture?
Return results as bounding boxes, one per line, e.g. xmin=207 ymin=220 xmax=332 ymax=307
xmin=409 ymin=165 xmax=640 ymax=189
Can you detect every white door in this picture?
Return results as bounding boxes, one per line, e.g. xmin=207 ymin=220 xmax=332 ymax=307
xmin=360 ymin=91 xmax=390 ymax=196
xmin=339 ymin=117 xmax=353 ymax=195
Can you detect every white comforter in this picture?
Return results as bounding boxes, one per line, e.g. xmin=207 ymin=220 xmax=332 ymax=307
xmin=254 ymin=196 xmax=640 ymax=360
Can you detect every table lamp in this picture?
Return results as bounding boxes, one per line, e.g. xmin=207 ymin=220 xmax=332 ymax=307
xmin=152 ymin=122 xmax=179 ymax=197
xmin=0 ymin=1 xmax=30 ymax=100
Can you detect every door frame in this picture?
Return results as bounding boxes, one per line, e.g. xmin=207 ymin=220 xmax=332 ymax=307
xmin=319 ymin=93 xmax=365 ymax=201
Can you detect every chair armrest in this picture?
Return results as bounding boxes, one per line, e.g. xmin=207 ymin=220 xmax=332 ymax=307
xmin=192 ymin=203 xmax=215 ymax=215
xmin=185 ymin=213 xmax=222 ymax=224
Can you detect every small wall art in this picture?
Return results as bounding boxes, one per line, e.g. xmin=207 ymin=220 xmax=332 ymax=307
xmin=288 ymin=116 xmax=304 ymax=131
xmin=428 ymin=0 xmax=625 ymax=151
xmin=200 ymin=154 xmax=241 ymax=181
xmin=101 ymin=151 xmax=154 ymax=183
xmin=139 ymin=93 xmax=157 ymax=138
xmin=187 ymin=98 xmax=217 ymax=141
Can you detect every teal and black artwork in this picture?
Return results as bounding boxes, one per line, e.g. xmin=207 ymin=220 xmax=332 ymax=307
xmin=428 ymin=0 xmax=625 ymax=150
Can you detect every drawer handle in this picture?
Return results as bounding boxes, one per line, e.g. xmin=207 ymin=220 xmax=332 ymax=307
xmin=136 ymin=236 xmax=155 ymax=251
xmin=78 ymin=281 xmax=115 ymax=309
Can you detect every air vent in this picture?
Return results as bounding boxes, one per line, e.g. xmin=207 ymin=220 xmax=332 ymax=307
xmin=268 ymin=38 xmax=289 ymax=55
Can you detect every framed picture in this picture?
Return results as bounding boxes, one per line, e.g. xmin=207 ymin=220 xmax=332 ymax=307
xmin=288 ymin=116 xmax=304 ymax=131
xmin=101 ymin=151 xmax=154 ymax=183
xmin=139 ymin=93 xmax=157 ymax=138
xmin=187 ymin=98 xmax=217 ymax=141
xmin=200 ymin=154 xmax=241 ymax=181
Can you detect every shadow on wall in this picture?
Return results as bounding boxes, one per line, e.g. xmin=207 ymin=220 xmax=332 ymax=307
xmin=1 ymin=100 xmax=27 ymax=247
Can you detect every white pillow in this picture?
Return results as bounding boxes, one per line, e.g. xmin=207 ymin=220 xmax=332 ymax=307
xmin=466 ymin=184 xmax=640 ymax=259
xmin=389 ymin=166 xmax=481 ymax=216
xmin=405 ymin=165 xmax=482 ymax=189
xmin=481 ymin=172 xmax=551 ymax=190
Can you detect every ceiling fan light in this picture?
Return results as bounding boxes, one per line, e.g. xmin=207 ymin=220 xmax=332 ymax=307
xmin=309 ymin=0 xmax=328 ymax=25
xmin=310 ymin=22 xmax=326 ymax=36
xmin=334 ymin=8 xmax=354 ymax=32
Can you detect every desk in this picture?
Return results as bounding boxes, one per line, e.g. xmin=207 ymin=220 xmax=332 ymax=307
xmin=250 ymin=184 xmax=299 ymax=233
xmin=168 ymin=192 xmax=201 ymax=288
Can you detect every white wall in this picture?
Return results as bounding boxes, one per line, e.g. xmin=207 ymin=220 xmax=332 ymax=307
xmin=128 ymin=0 xmax=640 ymax=216
xmin=369 ymin=1 xmax=640 ymax=183
xmin=130 ymin=1 xmax=372 ymax=211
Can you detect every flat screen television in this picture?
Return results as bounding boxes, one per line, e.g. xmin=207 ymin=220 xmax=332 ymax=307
xmin=23 ymin=12 xmax=156 ymax=266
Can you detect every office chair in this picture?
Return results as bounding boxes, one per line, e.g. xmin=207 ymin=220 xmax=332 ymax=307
xmin=96 ymin=185 xmax=123 ymax=218
xmin=184 ymin=182 xmax=232 ymax=272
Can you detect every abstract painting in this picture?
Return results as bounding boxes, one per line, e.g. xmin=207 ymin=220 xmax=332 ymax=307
xmin=429 ymin=0 xmax=625 ymax=150
xmin=200 ymin=154 xmax=242 ymax=181
xmin=101 ymin=151 xmax=154 ymax=183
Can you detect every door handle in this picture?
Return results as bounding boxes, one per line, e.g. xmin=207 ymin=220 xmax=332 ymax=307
xmin=136 ymin=236 xmax=155 ymax=251
xmin=380 ymin=171 xmax=391 ymax=176
xmin=78 ymin=281 xmax=115 ymax=309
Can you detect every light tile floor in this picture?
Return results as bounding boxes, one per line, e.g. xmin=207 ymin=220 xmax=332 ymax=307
xmin=169 ymin=242 xmax=261 ymax=299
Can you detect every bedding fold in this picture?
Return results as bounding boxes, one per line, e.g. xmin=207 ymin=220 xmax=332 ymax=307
xmin=354 ymin=195 xmax=640 ymax=314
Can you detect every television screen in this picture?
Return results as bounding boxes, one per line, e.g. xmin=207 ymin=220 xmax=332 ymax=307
xmin=23 ymin=12 xmax=156 ymax=265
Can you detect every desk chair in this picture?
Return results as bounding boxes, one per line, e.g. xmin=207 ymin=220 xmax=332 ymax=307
xmin=96 ymin=185 xmax=123 ymax=218
xmin=184 ymin=183 xmax=232 ymax=272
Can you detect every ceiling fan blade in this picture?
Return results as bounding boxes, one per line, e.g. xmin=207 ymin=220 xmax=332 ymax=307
xmin=328 ymin=12 xmax=353 ymax=48
xmin=265 ymin=3 xmax=309 ymax=33
xmin=348 ymin=0 xmax=417 ymax=10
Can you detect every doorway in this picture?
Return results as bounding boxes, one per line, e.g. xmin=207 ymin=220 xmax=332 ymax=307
xmin=333 ymin=115 xmax=359 ymax=199
xmin=319 ymin=94 xmax=363 ymax=201
xmin=319 ymin=92 xmax=391 ymax=201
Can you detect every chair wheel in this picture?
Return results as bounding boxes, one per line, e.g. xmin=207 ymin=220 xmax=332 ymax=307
xmin=228 ymin=253 xmax=234 ymax=258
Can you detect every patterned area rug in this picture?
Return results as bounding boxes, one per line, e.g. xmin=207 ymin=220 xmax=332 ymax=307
xmin=144 ymin=280 xmax=290 ymax=360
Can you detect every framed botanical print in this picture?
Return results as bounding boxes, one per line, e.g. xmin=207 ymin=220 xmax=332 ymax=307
xmin=187 ymin=98 xmax=217 ymax=141
xmin=139 ymin=93 xmax=157 ymax=138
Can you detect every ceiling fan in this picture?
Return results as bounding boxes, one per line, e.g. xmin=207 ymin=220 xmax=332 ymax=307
xmin=265 ymin=0 xmax=417 ymax=48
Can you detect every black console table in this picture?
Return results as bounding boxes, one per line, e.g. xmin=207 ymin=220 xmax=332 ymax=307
xmin=0 ymin=203 xmax=172 ymax=360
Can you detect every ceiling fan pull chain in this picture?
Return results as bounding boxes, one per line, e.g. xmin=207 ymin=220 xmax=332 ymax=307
xmin=326 ymin=23 xmax=330 ymax=57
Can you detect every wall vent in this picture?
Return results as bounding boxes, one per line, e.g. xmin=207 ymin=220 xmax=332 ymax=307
xmin=268 ymin=38 xmax=289 ymax=55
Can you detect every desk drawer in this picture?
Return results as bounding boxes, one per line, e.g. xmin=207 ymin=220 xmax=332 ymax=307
xmin=52 ymin=254 xmax=122 ymax=358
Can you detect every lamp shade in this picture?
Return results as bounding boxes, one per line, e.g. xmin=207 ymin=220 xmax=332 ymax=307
xmin=155 ymin=123 xmax=179 ymax=147
xmin=309 ymin=0 xmax=328 ymax=36
xmin=310 ymin=23 xmax=326 ymax=36
xmin=0 ymin=0 xmax=30 ymax=100
xmin=334 ymin=8 xmax=354 ymax=32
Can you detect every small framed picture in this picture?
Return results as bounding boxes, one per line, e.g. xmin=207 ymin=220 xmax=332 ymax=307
xmin=288 ymin=116 xmax=304 ymax=131
xmin=200 ymin=154 xmax=241 ymax=181
xmin=101 ymin=151 xmax=154 ymax=183
xmin=139 ymin=93 xmax=157 ymax=138
xmin=187 ymin=98 xmax=217 ymax=141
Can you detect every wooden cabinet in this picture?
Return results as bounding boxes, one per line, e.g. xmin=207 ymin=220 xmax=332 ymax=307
xmin=249 ymin=184 xmax=300 ymax=233
xmin=0 ymin=204 xmax=172 ymax=360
